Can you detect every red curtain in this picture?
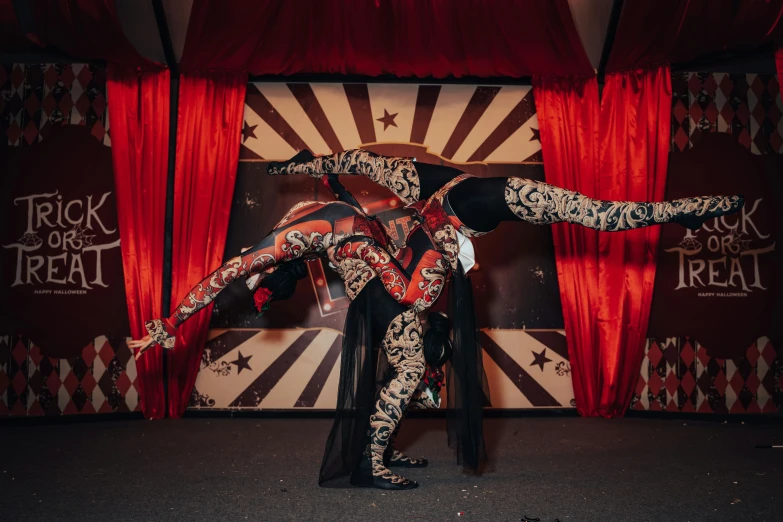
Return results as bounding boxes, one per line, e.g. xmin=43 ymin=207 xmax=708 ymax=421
xmin=534 ymin=66 xmax=672 ymax=417
xmin=107 ymin=65 xmax=170 ymax=419
xmin=607 ymin=0 xmax=783 ymax=72
xmin=597 ymin=66 xmax=672 ymax=416
xmin=181 ymin=0 xmax=593 ymax=78
xmin=166 ymin=72 xmax=246 ymax=418
xmin=31 ymin=0 xmax=155 ymax=66
xmin=532 ymin=76 xmax=602 ymax=416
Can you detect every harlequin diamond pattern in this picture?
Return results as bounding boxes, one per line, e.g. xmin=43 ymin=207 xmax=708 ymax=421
xmin=632 ymin=337 xmax=781 ymax=413
xmin=0 ymin=63 xmax=110 ymax=147
xmin=671 ymin=72 xmax=783 ymax=154
xmin=0 ymin=336 xmax=141 ymax=417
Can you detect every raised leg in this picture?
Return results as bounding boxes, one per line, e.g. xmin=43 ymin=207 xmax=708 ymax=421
xmin=502 ymin=177 xmax=744 ymax=231
xmin=445 ymin=175 xmax=745 ymax=234
xmin=268 ymin=149 xmax=421 ymax=205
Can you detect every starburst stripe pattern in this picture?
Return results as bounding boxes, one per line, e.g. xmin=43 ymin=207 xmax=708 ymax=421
xmin=239 ymin=83 xmax=541 ymax=164
xmin=189 ymin=328 xmax=573 ymax=410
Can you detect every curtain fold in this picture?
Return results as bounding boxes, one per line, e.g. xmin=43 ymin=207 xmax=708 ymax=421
xmin=607 ymin=0 xmax=783 ymax=72
xmin=597 ymin=66 xmax=672 ymax=417
xmin=534 ymin=65 xmax=672 ymax=417
xmin=166 ymin=72 xmax=247 ymax=418
xmin=532 ymin=76 xmax=602 ymax=417
xmin=181 ymin=0 xmax=593 ymax=78
xmin=31 ymin=0 xmax=156 ymax=66
xmin=107 ymin=65 xmax=170 ymax=419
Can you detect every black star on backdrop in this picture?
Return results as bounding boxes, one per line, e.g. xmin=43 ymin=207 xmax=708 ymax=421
xmin=529 ymin=127 xmax=541 ymax=142
xmin=241 ymin=121 xmax=258 ymax=143
xmin=530 ymin=348 xmax=552 ymax=371
xmin=377 ymin=109 xmax=398 ymax=131
xmin=230 ymin=351 xmax=253 ymax=374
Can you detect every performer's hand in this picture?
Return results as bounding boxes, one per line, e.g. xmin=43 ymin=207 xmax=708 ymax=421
xmin=129 ymin=335 xmax=154 ymax=360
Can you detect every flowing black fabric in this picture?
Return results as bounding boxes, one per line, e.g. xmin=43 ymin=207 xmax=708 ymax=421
xmin=318 ymin=278 xmax=404 ymax=487
xmin=446 ymin=262 xmax=490 ymax=470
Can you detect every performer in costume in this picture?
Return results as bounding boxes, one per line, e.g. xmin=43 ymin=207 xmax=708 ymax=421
xmin=267 ymin=148 xmax=745 ymax=238
xmin=131 ymin=150 xmax=743 ymax=490
xmin=129 ymin=176 xmax=486 ymax=491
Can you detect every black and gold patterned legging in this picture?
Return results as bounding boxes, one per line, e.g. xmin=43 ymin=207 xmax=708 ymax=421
xmin=268 ymin=148 xmax=744 ymax=236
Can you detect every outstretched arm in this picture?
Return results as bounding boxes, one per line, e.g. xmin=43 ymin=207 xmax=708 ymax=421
xmin=129 ymin=247 xmax=276 ymax=358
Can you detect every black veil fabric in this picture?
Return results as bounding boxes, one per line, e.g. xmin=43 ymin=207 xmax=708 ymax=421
xmin=446 ymin=262 xmax=490 ymax=470
xmin=318 ymin=278 xmax=404 ymax=487
xmin=318 ymin=263 xmax=489 ymax=486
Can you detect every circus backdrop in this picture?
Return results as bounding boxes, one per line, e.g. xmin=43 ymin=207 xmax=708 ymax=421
xmin=189 ymin=81 xmax=577 ymax=411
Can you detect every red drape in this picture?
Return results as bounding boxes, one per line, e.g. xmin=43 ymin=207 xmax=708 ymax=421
xmin=533 ymin=76 xmax=602 ymax=416
xmin=181 ymin=0 xmax=593 ymax=78
xmin=107 ymin=65 xmax=170 ymax=419
xmin=166 ymin=72 xmax=246 ymax=418
xmin=597 ymin=67 xmax=672 ymax=416
xmin=534 ymin=66 xmax=672 ymax=417
xmin=607 ymin=0 xmax=783 ymax=72
xmin=31 ymin=0 xmax=155 ymax=66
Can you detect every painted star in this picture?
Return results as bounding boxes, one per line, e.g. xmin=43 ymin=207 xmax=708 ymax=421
xmin=529 ymin=127 xmax=541 ymax=142
xmin=530 ymin=348 xmax=552 ymax=371
xmin=377 ymin=109 xmax=398 ymax=131
xmin=230 ymin=351 xmax=253 ymax=374
xmin=241 ymin=121 xmax=258 ymax=143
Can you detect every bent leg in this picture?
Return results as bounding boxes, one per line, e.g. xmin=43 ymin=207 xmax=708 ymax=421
xmin=268 ymin=149 xmax=422 ymax=204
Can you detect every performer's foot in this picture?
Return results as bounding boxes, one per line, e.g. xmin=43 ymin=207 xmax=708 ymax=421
xmin=266 ymin=149 xmax=316 ymax=176
xmin=350 ymin=453 xmax=419 ymax=490
xmin=385 ymin=450 xmax=429 ymax=468
xmin=674 ymin=194 xmax=744 ymax=230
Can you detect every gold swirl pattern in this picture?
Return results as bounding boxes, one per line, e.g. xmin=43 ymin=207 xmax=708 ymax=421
xmin=504 ymin=177 xmax=743 ymax=232
xmin=367 ymin=309 xmax=425 ymax=485
xmin=270 ymin=149 xmax=420 ymax=205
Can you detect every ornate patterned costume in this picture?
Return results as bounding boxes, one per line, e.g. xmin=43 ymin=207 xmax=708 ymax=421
xmin=139 ymin=148 xmax=743 ymax=492
xmin=267 ymin=147 xmax=746 ymax=487
xmin=142 ymin=181 xmax=479 ymax=490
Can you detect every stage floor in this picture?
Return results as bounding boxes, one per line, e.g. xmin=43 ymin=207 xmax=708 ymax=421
xmin=1 ymin=417 xmax=781 ymax=521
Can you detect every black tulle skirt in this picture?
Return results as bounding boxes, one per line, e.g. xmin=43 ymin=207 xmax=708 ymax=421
xmin=318 ymin=264 xmax=489 ymax=487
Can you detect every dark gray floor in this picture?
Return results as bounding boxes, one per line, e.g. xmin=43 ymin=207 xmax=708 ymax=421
xmin=1 ymin=417 xmax=781 ymax=521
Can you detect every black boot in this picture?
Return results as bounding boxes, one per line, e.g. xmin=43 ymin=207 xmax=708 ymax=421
xmin=385 ymin=449 xmax=429 ymax=468
xmin=266 ymin=149 xmax=315 ymax=176
xmin=674 ymin=194 xmax=744 ymax=230
xmin=350 ymin=452 xmax=419 ymax=490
